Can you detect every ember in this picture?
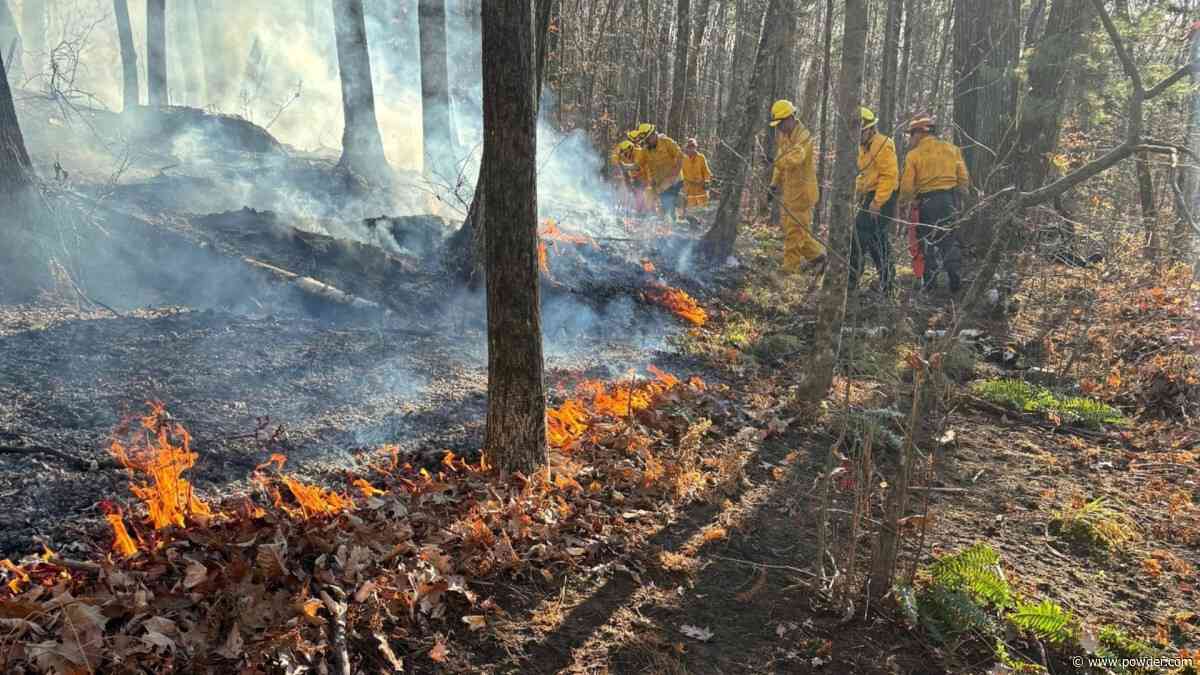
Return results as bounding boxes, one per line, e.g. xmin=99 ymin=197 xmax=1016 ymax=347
xmin=109 ymin=403 xmax=211 ymax=530
xmin=646 ymin=284 xmax=708 ymax=326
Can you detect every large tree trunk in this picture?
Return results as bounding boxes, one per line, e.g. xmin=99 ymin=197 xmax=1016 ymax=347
xmin=1137 ymin=151 xmax=1158 ymax=259
xmin=801 ymin=0 xmax=866 ymax=402
xmin=331 ymin=0 xmax=391 ymax=179
xmin=814 ymin=0 xmax=834 ymax=222
xmin=667 ymin=0 xmax=690 ymax=137
xmin=146 ymin=0 xmax=167 ymax=107
xmin=876 ymin=0 xmax=902 ymax=134
xmin=480 ymin=0 xmax=547 ymax=475
xmin=419 ymin=0 xmax=459 ymax=183
xmin=0 ymin=0 xmax=21 ymax=82
xmin=716 ymin=0 xmax=766 ymax=153
xmin=952 ymin=0 xmax=1019 ymax=192
xmin=21 ymin=0 xmax=44 ymax=79
xmin=1014 ymin=0 xmax=1092 ymax=193
xmin=0 ymin=50 xmax=32 ymax=195
xmin=446 ymin=0 xmax=554 ymax=285
xmin=699 ymin=0 xmax=776 ymax=262
xmin=114 ymin=0 xmax=139 ymax=111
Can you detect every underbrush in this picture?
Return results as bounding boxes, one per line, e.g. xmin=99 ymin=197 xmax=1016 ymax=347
xmin=1050 ymin=496 xmax=1140 ymax=554
xmin=973 ymin=378 xmax=1126 ymax=429
xmin=900 ymin=544 xmax=1196 ymax=674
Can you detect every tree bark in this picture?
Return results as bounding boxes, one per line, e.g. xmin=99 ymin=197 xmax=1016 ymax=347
xmin=801 ymin=0 xmax=866 ymax=402
xmin=1180 ymin=21 xmax=1200 ymax=261
xmin=814 ymin=0 xmax=833 ymax=222
xmin=684 ymin=0 xmax=713 ymax=134
xmin=419 ymin=0 xmax=459 ymax=183
xmin=114 ymin=0 xmax=139 ymax=111
xmin=146 ymin=0 xmax=167 ymax=107
xmin=717 ymin=0 xmax=766 ymax=152
xmin=0 ymin=49 xmax=32 ymax=195
xmin=480 ymin=0 xmax=547 ymax=475
xmin=331 ymin=0 xmax=391 ymax=179
xmin=668 ymin=0 xmax=690 ymax=137
xmin=699 ymin=0 xmax=776 ymax=262
xmin=1136 ymin=151 xmax=1158 ymax=259
xmin=0 ymin=0 xmax=21 ymax=82
xmin=876 ymin=0 xmax=902 ymax=135
xmin=951 ymin=0 xmax=1019 ymax=192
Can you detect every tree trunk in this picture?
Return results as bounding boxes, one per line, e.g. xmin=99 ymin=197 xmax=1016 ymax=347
xmin=876 ymin=0 xmax=902 ymax=135
xmin=1137 ymin=151 xmax=1158 ymax=259
xmin=331 ymin=0 xmax=391 ymax=179
xmin=114 ymin=0 xmax=139 ymax=111
xmin=801 ymin=0 xmax=866 ymax=402
xmin=717 ymin=0 xmax=765 ymax=151
xmin=952 ymin=0 xmax=1019 ymax=192
xmin=684 ymin=0 xmax=713 ymax=134
xmin=21 ymin=0 xmax=44 ymax=78
xmin=0 ymin=49 xmax=32 ymax=195
xmin=814 ymin=0 xmax=834 ymax=222
xmin=667 ymin=0 xmax=690 ymax=137
xmin=480 ymin=0 xmax=547 ymax=475
xmin=1179 ymin=22 xmax=1200 ymax=262
xmin=419 ymin=0 xmax=459 ymax=182
xmin=699 ymin=0 xmax=776 ymax=262
xmin=894 ymin=0 xmax=914 ymax=130
xmin=146 ymin=0 xmax=167 ymax=107
xmin=446 ymin=0 xmax=554 ymax=285
xmin=1014 ymin=0 xmax=1092 ymax=193
xmin=0 ymin=0 xmax=21 ymax=82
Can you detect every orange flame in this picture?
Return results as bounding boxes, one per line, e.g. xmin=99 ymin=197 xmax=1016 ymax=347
xmin=546 ymin=368 xmax=686 ymax=449
xmin=106 ymin=511 xmax=138 ymax=558
xmin=353 ymin=478 xmax=385 ymax=497
xmin=538 ymin=241 xmax=551 ymax=276
xmin=281 ymin=477 xmax=352 ymax=519
xmin=539 ymin=218 xmax=596 ymax=246
xmin=646 ymin=285 xmax=707 ymax=326
xmin=1 ymin=559 xmax=30 ymax=593
xmin=109 ymin=403 xmax=211 ymax=530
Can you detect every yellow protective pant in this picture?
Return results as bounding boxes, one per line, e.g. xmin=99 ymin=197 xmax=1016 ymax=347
xmin=781 ymin=203 xmax=825 ymax=273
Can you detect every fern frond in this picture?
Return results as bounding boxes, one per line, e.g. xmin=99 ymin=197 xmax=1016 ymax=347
xmin=1009 ymin=599 xmax=1075 ymax=643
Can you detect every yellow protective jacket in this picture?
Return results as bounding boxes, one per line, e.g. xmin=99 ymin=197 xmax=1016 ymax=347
xmin=898 ymin=135 xmax=970 ymax=204
xmin=771 ymin=123 xmax=818 ymax=211
xmin=637 ymin=135 xmax=684 ymax=193
xmin=681 ymin=153 xmax=712 ymax=188
xmin=855 ymin=131 xmax=898 ymax=209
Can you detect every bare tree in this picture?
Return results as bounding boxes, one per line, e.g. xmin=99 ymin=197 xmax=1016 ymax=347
xmin=419 ymin=0 xmax=459 ymax=182
xmin=331 ymin=0 xmax=391 ymax=179
xmin=113 ymin=0 xmax=139 ymax=111
xmin=667 ymin=0 xmax=690 ymax=137
xmin=480 ymin=0 xmax=547 ymax=474
xmin=0 ymin=50 xmax=32 ymax=197
xmin=876 ymin=0 xmax=901 ymax=134
xmin=146 ymin=0 xmax=167 ymax=107
xmin=802 ymin=0 xmax=866 ymax=402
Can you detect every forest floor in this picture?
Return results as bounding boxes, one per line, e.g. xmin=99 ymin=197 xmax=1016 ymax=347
xmin=1 ymin=100 xmax=1198 ymax=674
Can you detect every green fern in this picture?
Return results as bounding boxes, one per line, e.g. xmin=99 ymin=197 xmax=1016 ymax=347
xmin=972 ymin=379 xmax=1126 ymax=430
xmin=929 ymin=543 xmax=1014 ymax=609
xmin=1009 ymin=599 xmax=1075 ymax=643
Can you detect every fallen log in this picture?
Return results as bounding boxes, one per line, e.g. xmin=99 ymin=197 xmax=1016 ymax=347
xmin=241 ymin=257 xmax=390 ymax=315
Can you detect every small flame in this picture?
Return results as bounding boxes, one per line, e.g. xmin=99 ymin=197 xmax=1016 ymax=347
xmin=1 ymin=559 xmax=30 ymax=593
xmin=646 ymin=285 xmax=707 ymax=326
xmin=106 ymin=511 xmax=139 ymax=558
xmin=109 ymin=403 xmax=211 ymax=530
xmin=352 ymin=478 xmax=384 ymax=497
xmin=281 ymin=477 xmax=352 ymax=519
xmin=539 ymin=218 xmax=596 ymax=246
xmin=546 ymin=368 xmax=686 ymax=449
xmin=538 ymin=241 xmax=551 ymax=276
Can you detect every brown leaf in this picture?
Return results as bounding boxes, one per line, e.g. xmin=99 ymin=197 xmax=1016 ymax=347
xmin=217 ymin=621 xmax=244 ymax=660
xmin=182 ymin=560 xmax=207 ymax=590
xmin=462 ymin=614 xmax=486 ymax=631
xmin=374 ymin=632 xmax=405 ymax=671
xmin=429 ymin=639 xmax=449 ymax=662
xmin=354 ymin=579 xmax=378 ymax=603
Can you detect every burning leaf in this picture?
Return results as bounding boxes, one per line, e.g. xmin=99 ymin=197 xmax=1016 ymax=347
xmin=352 ymin=478 xmax=385 ymax=497
xmin=281 ymin=476 xmax=352 ymax=518
xmin=109 ymin=403 xmax=211 ymax=530
xmin=646 ymin=284 xmax=708 ymax=326
xmin=680 ymin=624 xmax=714 ymax=642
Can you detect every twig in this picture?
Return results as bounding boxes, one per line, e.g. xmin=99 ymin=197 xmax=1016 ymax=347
xmin=320 ymin=587 xmax=351 ymax=675
xmin=709 ymin=554 xmax=818 ymax=577
xmin=908 ymin=486 xmax=968 ymax=493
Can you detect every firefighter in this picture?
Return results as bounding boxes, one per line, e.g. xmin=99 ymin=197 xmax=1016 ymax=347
xmin=632 ymin=124 xmax=685 ymax=222
xmin=767 ymin=99 xmax=825 ymax=273
xmin=610 ymin=140 xmax=640 ymax=212
xmin=897 ymin=116 xmax=970 ymax=293
xmin=850 ymin=106 xmax=898 ymax=294
xmin=680 ymin=137 xmax=713 ymax=215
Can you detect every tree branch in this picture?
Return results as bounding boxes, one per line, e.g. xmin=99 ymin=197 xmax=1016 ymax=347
xmin=1145 ymin=62 xmax=1197 ymax=100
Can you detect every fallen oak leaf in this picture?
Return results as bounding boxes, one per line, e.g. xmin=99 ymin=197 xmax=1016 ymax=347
xmin=182 ymin=560 xmax=207 ymax=590
xmin=462 ymin=615 xmax=486 ymax=631
xmin=429 ymin=638 xmax=449 ymax=662
xmin=217 ymin=621 xmax=244 ymax=660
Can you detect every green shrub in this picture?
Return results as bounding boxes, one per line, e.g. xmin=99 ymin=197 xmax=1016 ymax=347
xmin=972 ymin=379 xmax=1126 ymax=429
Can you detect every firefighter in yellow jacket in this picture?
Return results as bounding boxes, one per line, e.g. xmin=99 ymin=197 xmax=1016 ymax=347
xmin=630 ymin=123 xmax=685 ymax=222
xmin=897 ymin=116 xmax=970 ymax=293
xmin=610 ymin=140 xmax=642 ymax=212
xmin=680 ymin=137 xmax=713 ymax=214
xmin=768 ymin=100 xmax=824 ymax=272
xmin=851 ymin=107 xmax=898 ymax=293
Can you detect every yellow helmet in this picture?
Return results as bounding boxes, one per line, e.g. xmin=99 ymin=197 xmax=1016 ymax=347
xmin=769 ymin=100 xmax=796 ymax=127
xmin=859 ymin=106 xmax=878 ymax=130
xmin=627 ymin=123 xmax=656 ymax=143
xmin=617 ymin=140 xmax=634 ymax=153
